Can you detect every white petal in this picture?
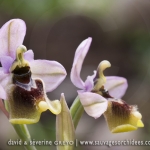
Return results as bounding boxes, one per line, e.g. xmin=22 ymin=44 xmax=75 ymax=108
xmin=24 ymin=50 xmax=34 ymax=61
xmin=0 ymin=56 xmax=13 ymax=73
xmin=78 ymin=92 xmax=108 ymax=119
xmin=0 ymin=19 xmax=26 ymax=59
xmin=70 ymin=37 xmax=92 ymax=89
xmin=30 ymin=60 xmax=66 ymax=92
xmin=105 ymin=76 xmax=128 ymax=98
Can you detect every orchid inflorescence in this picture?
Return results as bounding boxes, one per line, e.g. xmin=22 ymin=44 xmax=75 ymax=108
xmin=0 ymin=19 xmax=144 ymax=150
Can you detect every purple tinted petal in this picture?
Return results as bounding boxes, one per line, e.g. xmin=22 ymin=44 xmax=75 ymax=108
xmin=78 ymin=92 xmax=108 ymax=119
xmin=1 ymin=75 xmax=10 ymax=90
xmin=0 ymin=56 xmax=13 ymax=73
xmin=0 ymin=68 xmax=9 ymax=100
xmin=0 ymin=69 xmax=11 ymax=92
xmin=105 ymin=76 xmax=128 ymax=99
xmin=0 ymin=85 xmax=7 ymax=100
xmin=84 ymin=71 xmax=96 ymax=92
xmin=30 ymin=60 xmax=67 ymax=92
xmin=0 ymin=19 xmax=26 ymax=59
xmin=70 ymin=37 xmax=92 ymax=89
xmin=24 ymin=50 xmax=34 ymax=61
xmin=77 ymin=89 xmax=85 ymax=93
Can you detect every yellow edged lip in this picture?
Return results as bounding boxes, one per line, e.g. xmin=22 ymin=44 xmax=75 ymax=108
xmin=111 ymin=124 xmax=137 ymax=133
xmin=9 ymin=117 xmax=41 ymax=124
xmin=137 ymin=120 xmax=144 ymax=127
xmin=111 ymin=119 xmax=144 ymax=133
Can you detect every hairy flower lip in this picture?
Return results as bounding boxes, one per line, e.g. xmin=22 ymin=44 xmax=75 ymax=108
xmin=104 ymin=99 xmax=143 ymax=133
xmin=111 ymin=100 xmax=131 ymax=118
xmin=8 ymin=78 xmax=61 ymax=124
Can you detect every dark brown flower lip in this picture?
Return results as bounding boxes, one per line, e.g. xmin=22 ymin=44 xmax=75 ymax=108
xmin=13 ymin=79 xmax=44 ymax=106
xmin=12 ymin=66 xmax=30 ymax=75
xmin=111 ymin=100 xmax=131 ymax=118
xmin=99 ymin=86 xmax=113 ymax=98
xmin=92 ymin=86 xmax=113 ymax=99
xmin=9 ymin=79 xmax=45 ymax=119
xmin=12 ymin=66 xmax=31 ymax=85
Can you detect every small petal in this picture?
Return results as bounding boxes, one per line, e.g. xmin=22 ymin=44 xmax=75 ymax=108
xmin=0 ymin=56 xmax=13 ymax=73
xmin=105 ymin=76 xmax=128 ymax=98
xmin=71 ymin=37 xmax=92 ymax=89
xmin=0 ymin=19 xmax=26 ymax=59
xmin=84 ymin=71 xmax=96 ymax=92
xmin=24 ymin=50 xmax=34 ymax=61
xmin=78 ymin=92 xmax=108 ymax=119
xmin=30 ymin=60 xmax=67 ymax=92
xmin=56 ymin=93 xmax=75 ymax=150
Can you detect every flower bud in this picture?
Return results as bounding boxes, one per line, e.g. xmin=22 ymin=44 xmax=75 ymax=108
xmin=56 ymin=94 xmax=75 ymax=150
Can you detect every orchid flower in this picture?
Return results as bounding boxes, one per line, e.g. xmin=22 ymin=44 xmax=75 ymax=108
xmin=71 ymin=37 xmax=144 ymax=133
xmin=0 ymin=19 xmax=66 ymax=124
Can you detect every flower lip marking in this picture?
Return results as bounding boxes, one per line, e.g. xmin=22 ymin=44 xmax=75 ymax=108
xmin=111 ymin=100 xmax=131 ymax=118
xmin=12 ymin=66 xmax=31 ymax=84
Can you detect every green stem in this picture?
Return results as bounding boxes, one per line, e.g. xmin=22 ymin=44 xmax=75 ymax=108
xmin=13 ymin=124 xmax=36 ymax=150
xmin=70 ymin=97 xmax=84 ymax=129
xmin=13 ymin=124 xmax=30 ymax=141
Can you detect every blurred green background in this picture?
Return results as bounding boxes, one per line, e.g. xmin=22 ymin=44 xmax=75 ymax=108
xmin=0 ymin=0 xmax=150 ymax=150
